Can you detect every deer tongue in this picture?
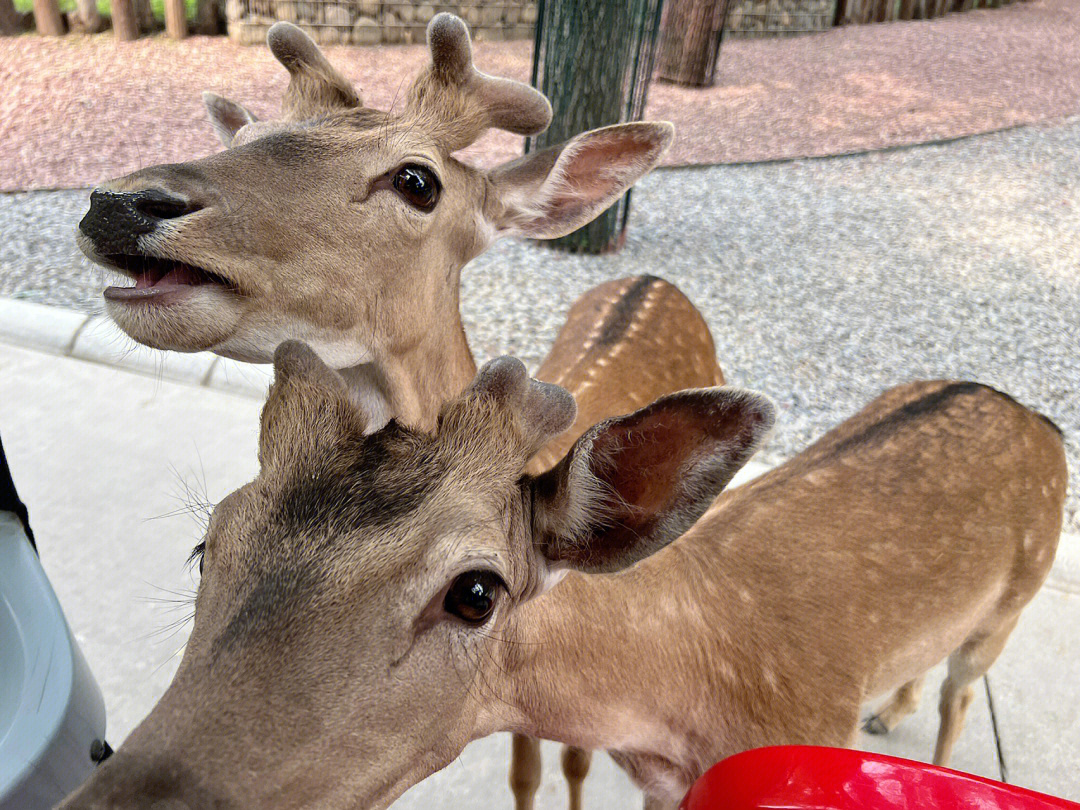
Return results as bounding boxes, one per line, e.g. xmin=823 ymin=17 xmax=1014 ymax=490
xmin=134 ymin=262 xmax=203 ymax=289
xmin=105 ymin=261 xmax=210 ymax=303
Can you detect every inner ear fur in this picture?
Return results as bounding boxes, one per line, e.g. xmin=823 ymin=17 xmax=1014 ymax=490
xmin=202 ymin=92 xmax=258 ymax=147
xmin=487 ymin=121 xmax=675 ymax=239
xmin=533 ymin=387 xmax=775 ymax=574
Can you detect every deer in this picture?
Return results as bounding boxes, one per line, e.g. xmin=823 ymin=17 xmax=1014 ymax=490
xmin=74 ymin=15 xmax=723 ymax=808
xmin=58 ymin=344 xmax=1067 ymax=810
xmin=74 ymin=12 xmax=719 ymax=434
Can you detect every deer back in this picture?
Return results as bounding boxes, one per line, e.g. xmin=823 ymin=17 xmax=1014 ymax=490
xmin=528 ymin=275 xmax=723 ymax=474
xmin=504 ymin=381 xmax=1066 ymax=762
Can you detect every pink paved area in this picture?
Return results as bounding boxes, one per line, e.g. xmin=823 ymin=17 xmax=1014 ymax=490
xmin=2 ymin=0 xmax=1079 ymax=191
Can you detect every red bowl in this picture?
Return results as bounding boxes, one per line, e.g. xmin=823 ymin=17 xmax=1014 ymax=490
xmin=681 ymin=746 xmax=1080 ymax=810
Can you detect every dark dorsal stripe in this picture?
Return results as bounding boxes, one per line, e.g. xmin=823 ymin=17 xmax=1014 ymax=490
xmin=823 ymin=382 xmax=1061 ymax=465
xmin=829 ymin=382 xmax=984 ymax=459
xmin=979 ymin=384 xmax=1064 ymax=439
xmin=597 ymin=275 xmax=660 ymax=347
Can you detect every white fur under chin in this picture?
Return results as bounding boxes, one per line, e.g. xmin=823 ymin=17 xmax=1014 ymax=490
xmin=213 ymin=316 xmax=376 ymax=368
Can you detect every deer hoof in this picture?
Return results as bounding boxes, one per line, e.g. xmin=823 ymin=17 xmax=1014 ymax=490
xmin=862 ymin=714 xmax=889 ymax=735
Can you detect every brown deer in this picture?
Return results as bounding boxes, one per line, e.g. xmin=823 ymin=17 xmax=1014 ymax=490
xmin=58 ymin=345 xmax=1066 ymax=810
xmin=512 ymin=273 xmax=722 ymax=810
xmin=74 ymin=13 xmax=717 ymax=433
xmin=75 ymin=16 xmax=722 ymax=806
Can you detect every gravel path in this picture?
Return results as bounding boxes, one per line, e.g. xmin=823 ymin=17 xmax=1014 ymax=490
xmin=2 ymin=0 xmax=1080 ymax=190
xmin=2 ymin=116 xmax=1078 ymax=530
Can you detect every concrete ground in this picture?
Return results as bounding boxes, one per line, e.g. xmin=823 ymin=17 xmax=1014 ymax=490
xmin=1 ymin=339 xmax=1078 ymax=806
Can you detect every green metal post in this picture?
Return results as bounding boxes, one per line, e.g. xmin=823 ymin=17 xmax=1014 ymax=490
xmin=528 ymin=0 xmax=665 ymax=253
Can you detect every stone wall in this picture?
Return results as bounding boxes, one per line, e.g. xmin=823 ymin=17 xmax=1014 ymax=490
xmin=227 ymin=1 xmax=538 ymax=45
xmin=724 ymin=0 xmax=836 ymax=37
xmin=226 ymin=0 xmax=835 ymax=46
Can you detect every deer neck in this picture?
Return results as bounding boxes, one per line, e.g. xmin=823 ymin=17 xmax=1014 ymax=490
xmin=489 ymin=541 xmax=746 ymax=769
xmin=338 ymin=304 xmax=477 ymax=433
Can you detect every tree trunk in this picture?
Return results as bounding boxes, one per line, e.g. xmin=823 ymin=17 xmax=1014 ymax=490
xmin=530 ymin=0 xmax=663 ymax=253
xmin=839 ymin=0 xmax=869 ymax=25
xmin=70 ymin=0 xmax=105 ymax=32
xmin=32 ymin=0 xmax=65 ymax=34
xmin=193 ymin=0 xmax=218 ymax=33
xmin=899 ymin=0 xmax=914 ymax=18
xmin=111 ymin=0 xmax=139 ymax=39
xmin=164 ymin=0 xmax=186 ymax=37
xmin=655 ymin=0 xmax=729 ymax=87
xmin=0 ymin=0 xmax=31 ymax=34
xmin=134 ymin=0 xmax=155 ymax=31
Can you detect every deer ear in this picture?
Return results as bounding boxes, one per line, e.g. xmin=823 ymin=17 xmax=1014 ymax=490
xmin=532 ymin=388 xmax=774 ymax=575
xmin=202 ymin=92 xmax=257 ymax=147
xmin=487 ymin=122 xmax=673 ymax=239
xmin=259 ymin=341 xmax=367 ymax=470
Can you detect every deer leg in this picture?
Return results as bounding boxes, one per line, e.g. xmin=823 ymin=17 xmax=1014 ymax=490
xmin=934 ymin=616 xmax=1018 ymax=767
xmin=561 ymin=745 xmax=592 ymax=810
xmin=863 ymin=674 xmax=927 ymax=735
xmin=643 ymin=795 xmax=679 ymax=810
xmin=510 ymin=734 xmax=543 ymax=810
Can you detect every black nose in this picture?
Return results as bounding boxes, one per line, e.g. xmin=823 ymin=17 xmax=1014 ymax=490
xmin=79 ymin=188 xmax=200 ymax=255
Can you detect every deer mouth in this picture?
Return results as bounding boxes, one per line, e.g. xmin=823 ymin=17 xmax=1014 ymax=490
xmin=102 ymin=253 xmax=236 ymax=304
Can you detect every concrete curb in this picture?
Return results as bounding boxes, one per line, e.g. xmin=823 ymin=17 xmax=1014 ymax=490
xmin=2 ymin=295 xmax=1079 ymax=593
xmin=0 ymin=297 xmax=270 ymax=399
xmin=1048 ymin=534 xmax=1080 ymax=597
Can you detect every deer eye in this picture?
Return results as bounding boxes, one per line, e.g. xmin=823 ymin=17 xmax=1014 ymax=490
xmin=391 ymin=164 xmax=440 ymax=211
xmin=444 ymin=570 xmax=503 ymax=624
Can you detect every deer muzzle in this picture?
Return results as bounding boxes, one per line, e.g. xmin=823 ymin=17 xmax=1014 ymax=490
xmin=80 ymin=188 xmax=201 ymax=255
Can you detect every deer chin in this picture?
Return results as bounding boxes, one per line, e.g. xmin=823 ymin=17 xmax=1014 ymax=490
xmin=91 ymin=250 xmax=244 ymax=352
xmin=105 ymin=281 xmax=242 ymax=353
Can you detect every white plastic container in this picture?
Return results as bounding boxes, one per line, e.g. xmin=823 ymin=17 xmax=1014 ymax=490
xmin=0 ymin=511 xmax=106 ymax=809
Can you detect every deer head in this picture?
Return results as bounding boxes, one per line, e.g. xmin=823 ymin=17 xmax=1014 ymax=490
xmin=57 ymin=343 xmax=773 ymax=810
xmin=76 ymin=15 xmax=673 ymax=390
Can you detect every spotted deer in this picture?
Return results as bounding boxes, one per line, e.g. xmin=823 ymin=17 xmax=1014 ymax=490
xmin=75 ymin=13 xmax=719 ymax=433
xmin=59 ymin=345 xmax=1066 ymax=810
xmin=75 ymin=16 xmax=722 ymax=807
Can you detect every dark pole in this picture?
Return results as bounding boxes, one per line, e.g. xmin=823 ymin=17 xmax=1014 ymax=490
xmin=529 ymin=0 xmax=665 ymax=253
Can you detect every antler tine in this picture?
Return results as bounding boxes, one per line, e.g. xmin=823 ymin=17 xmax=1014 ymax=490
xmin=473 ymin=358 xmax=577 ymax=456
xmin=406 ymin=13 xmax=552 ymax=152
xmin=267 ymin=22 xmax=362 ymax=120
xmin=427 ymin=12 xmax=474 ymax=83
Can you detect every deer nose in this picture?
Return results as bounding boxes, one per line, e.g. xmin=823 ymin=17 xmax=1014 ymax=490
xmin=79 ymin=188 xmax=201 ymax=254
